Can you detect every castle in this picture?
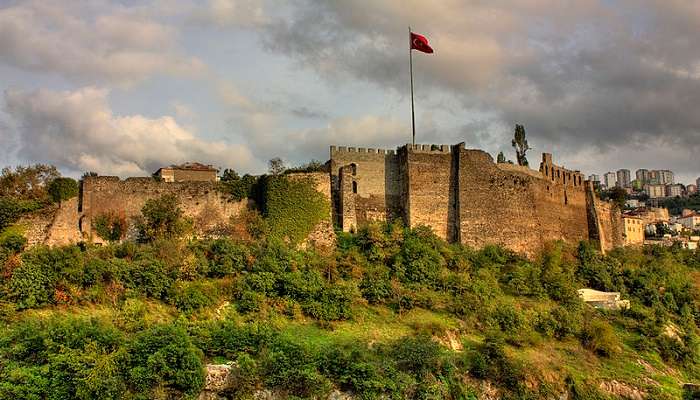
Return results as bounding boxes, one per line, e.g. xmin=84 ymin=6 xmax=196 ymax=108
xmin=20 ymin=143 xmax=623 ymax=256
xmin=329 ymin=143 xmax=622 ymax=255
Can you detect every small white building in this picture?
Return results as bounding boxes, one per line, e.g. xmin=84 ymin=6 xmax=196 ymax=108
xmin=678 ymin=213 xmax=700 ymax=230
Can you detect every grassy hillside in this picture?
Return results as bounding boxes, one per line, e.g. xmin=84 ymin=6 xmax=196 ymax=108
xmin=1 ymin=215 xmax=699 ymax=399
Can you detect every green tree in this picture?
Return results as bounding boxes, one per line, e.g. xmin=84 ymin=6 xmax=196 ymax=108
xmin=268 ymin=157 xmax=286 ymax=175
xmin=47 ymin=177 xmax=79 ymax=203
xmin=137 ymin=194 xmax=190 ymax=242
xmin=497 ymin=151 xmax=506 ymax=163
xmin=219 ymin=169 xmax=258 ymax=201
xmin=511 ymin=124 xmax=531 ymax=167
xmin=0 ymin=164 xmax=60 ymax=201
xmin=603 ymin=187 xmax=627 ymax=209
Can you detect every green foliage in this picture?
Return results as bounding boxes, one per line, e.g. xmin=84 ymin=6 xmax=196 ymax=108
xmin=256 ymin=174 xmax=329 ymax=244
xmin=285 ymin=160 xmax=326 ymax=173
xmin=601 ymin=186 xmax=628 ymax=209
xmin=218 ymin=169 xmax=258 ymax=201
xmin=468 ymin=335 xmax=527 ymax=393
xmin=137 ymin=194 xmax=190 ymax=242
xmin=512 ymin=124 xmax=531 ymax=167
xmin=580 ymin=318 xmax=621 ymax=357
xmin=47 ymin=177 xmax=78 ymax=203
xmin=0 ymin=164 xmax=60 ymax=201
xmin=93 ymin=211 xmax=128 ymax=242
xmin=2 ymin=220 xmax=700 ymax=398
xmin=122 ymin=324 xmax=204 ymax=395
xmin=392 ymin=228 xmax=445 ymax=285
xmin=0 ymin=198 xmax=43 ymax=231
xmin=206 ymin=238 xmax=249 ymax=277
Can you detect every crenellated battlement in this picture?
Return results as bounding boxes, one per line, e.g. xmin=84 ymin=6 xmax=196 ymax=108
xmin=330 ymin=146 xmax=396 ymax=155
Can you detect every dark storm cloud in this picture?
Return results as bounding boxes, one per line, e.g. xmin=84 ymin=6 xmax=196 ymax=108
xmin=254 ymin=0 xmax=700 ymax=179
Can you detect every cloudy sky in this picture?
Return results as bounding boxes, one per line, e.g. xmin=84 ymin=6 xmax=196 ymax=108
xmin=0 ymin=0 xmax=698 ymax=183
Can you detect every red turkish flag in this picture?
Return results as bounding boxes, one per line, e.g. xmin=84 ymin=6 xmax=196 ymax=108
xmin=410 ymin=32 xmax=433 ymax=54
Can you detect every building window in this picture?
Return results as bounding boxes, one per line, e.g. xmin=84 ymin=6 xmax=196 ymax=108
xmin=352 ymin=181 xmax=357 ymax=194
xmin=350 ymin=163 xmax=357 ymax=176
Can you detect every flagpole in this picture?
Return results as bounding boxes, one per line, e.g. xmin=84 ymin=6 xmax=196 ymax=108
xmin=409 ymin=26 xmax=415 ymax=145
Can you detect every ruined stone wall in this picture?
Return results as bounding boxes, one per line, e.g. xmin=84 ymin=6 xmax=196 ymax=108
xmin=330 ymin=146 xmax=403 ymax=229
xmin=81 ymin=176 xmax=246 ymax=243
xmin=45 ymin=197 xmax=82 ymax=246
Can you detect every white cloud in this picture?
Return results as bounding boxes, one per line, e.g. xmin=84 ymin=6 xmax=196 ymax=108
xmin=3 ymin=87 xmax=258 ymax=176
xmin=0 ymin=1 xmax=205 ymax=85
xmin=189 ymin=0 xmax=269 ymax=29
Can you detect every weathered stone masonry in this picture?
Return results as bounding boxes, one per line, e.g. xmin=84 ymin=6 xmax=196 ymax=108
xmin=23 ymin=143 xmax=622 ymax=257
xmin=80 ymin=176 xmax=246 ymax=243
xmin=331 ymin=143 xmax=622 ymax=256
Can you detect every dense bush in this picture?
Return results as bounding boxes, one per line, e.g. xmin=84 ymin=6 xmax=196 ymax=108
xmin=136 ymin=194 xmax=190 ymax=242
xmin=122 ymin=324 xmax=205 ymax=395
xmin=47 ymin=177 xmax=79 ymax=203
xmin=580 ymin=318 xmax=621 ymax=357
xmin=0 ymin=215 xmax=699 ymax=398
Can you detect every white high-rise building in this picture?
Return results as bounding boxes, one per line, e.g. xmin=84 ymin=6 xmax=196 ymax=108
xmin=616 ymin=169 xmax=631 ymax=188
xmin=604 ymin=172 xmax=617 ymax=189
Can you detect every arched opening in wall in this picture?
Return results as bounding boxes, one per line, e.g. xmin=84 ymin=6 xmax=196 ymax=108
xmin=564 ymin=190 xmax=568 ymax=205
xmin=352 ymin=181 xmax=358 ymax=194
xmin=557 ymin=170 xmax=560 ymax=179
xmin=545 ymin=166 xmax=549 ymax=176
xmin=350 ymin=163 xmax=357 ymax=176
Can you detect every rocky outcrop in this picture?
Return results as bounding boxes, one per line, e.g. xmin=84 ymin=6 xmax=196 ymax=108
xmin=198 ymin=363 xmax=354 ymax=400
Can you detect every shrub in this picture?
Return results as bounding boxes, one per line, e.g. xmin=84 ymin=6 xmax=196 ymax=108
xmin=468 ymin=335 xmax=526 ymax=393
xmin=93 ymin=211 xmax=128 ymax=242
xmin=170 ymin=281 xmax=219 ymax=314
xmin=122 ymin=324 xmax=205 ymax=395
xmin=359 ymin=266 xmax=394 ymax=304
xmin=392 ymin=232 xmax=444 ymax=285
xmin=301 ymin=282 xmax=355 ymax=321
xmin=580 ymin=318 xmax=621 ymax=357
xmin=137 ymin=194 xmax=190 ymax=242
xmin=218 ymin=169 xmax=258 ymax=201
xmin=260 ymin=338 xmax=332 ymax=398
xmin=121 ymin=257 xmax=174 ymax=299
xmin=47 ymin=177 xmax=79 ymax=203
xmin=389 ymin=334 xmax=442 ymax=375
xmin=206 ymin=238 xmax=249 ymax=276
xmin=0 ymin=198 xmax=43 ymax=231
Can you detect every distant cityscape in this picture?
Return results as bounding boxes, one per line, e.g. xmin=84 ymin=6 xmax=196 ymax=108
xmin=588 ymin=169 xmax=700 ymax=201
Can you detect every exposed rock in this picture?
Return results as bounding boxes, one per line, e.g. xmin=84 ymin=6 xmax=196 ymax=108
xmin=198 ymin=363 xmax=235 ymax=400
xmin=662 ymin=323 xmax=683 ymax=342
xmin=198 ymin=363 xmax=355 ymax=400
xmin=599 ymin=380 xmax=645 ymax=400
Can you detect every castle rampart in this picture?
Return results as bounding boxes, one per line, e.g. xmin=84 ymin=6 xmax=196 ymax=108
xmin=331 ymin=143 xmax=622 ymax=256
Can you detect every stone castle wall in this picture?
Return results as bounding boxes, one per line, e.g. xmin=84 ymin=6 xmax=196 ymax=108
xmin=331 ymin=143 xmax=621 ymax=257
xmin=81 ymin=176 xmax=246 ymax=243
xmin=330 ymin=146 xmax=403 ymax=231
